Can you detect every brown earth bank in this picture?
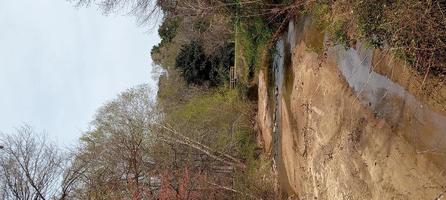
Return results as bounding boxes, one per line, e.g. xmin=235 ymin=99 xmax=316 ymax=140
xmin=257 ymin=69 xmax=273 ymax=154
xmin=257 ymin=17 xmax=446 ymax=199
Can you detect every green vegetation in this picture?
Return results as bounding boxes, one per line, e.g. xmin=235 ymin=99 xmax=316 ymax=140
xmin=237 ymin=17 xmax=272 ymax=83
xmin=156 ymin=70 xmax=275 ymax=198
xmin=175 ymin=42 xmax=211 ymax=85
xmin=355 ymin=0 xmax=388 ymax=48
xmin=304 ymin=0 xmax=446 ymax=75
xmin=161 ymin=86 xmax=277 ymax=199
xmin=163 ymin=88 xmax=254 ymax=161
xmin=175 ymin=42 xmax=233 ymax=86
xmin=305 ymin=3 xmax=351 ymax=47
xmin=151 ymin=17 xmax=180 ymax=58
xmin=149 ymin=1 xmax=289 ymax=198
xmin=330 ymin=20 xmax=350 ymax=47
xmin=7 ymin=0 xmax=442 ymax=199
xmin=234 ymin=157 xmax=277 ymax=199
xmin=158 ymin=17 xmax=180 ymax=44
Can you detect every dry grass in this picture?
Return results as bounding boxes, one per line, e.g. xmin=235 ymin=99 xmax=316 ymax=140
xmin=302 ymin=0 xmax=446 ymax=76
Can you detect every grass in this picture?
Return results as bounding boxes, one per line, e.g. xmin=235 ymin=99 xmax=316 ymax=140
xmin=305 ymin=2 xmax=351 ymax=47
xmin=236 ymin=17 xmax=272 ymax=85
xmin=164 ymin=84 xmax=276 ymax=198
xmin=304 ymin=0 xmax=446 ymax=75
xmin=234 ymin=155 xmax=276 ymax=199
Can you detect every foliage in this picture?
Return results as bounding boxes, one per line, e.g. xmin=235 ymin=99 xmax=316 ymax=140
xmin=158 ymin=17 xmax=179 ymax=44
xmin=305 ymin=3 xmax=330 ymax=29
xmin=305 ymin=3 xmax=351 ymax=47
xmin=208 ymin=43 xmax=235 ymax=86
xmin=175 ymin=42 xmax=233 ymax=86
xmin=305 ymin=0 xmax=446 ymax=75
xmin=72 ymin=84 xmax=158 ymax=199
xmin=151 ymin=17 xmax=179 ymax=59
xmin=175 ymin=42 xmax=211 ymax=85
xmin=164 ymin=87 xmax=253 ymax=155
xmin=330 ymin=20 xmax=350 ymax=47
xmin=159 ymin=84 xmax=275 ymax=199
xmin=237 ymin=17 xmax=272 ymax=83
xmin=355 ymin=0 xmax=389 ymax=47
xmin=234 ymin=157 xmax=276 ymax=200
xmin=380 ymin=0 xmax=446 ymax=75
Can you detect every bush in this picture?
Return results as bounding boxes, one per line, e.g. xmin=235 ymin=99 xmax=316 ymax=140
xmin=175 ymin=42 xmax=234 ymax=86
xmin=306 ymin=0 xmax=446 ymax=75
xmin=355 ymin=0 xmax=389 ymax=47
xmin=175 ymin=42 xmax=210 ymax=85
xmin=158 ymin=17 xmax=180 ymax=44
xmin=237 ymin=17 xmax=272 ymax=82
xmin=381 ymin=0 xmax=446 ymax=75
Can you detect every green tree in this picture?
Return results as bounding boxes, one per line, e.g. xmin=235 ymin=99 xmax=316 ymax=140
xmin=175 ymin=42 xmax=211 ymax=85
xmin=175 ymin=42 xmax=233 ymax=86
xmin=158 ymin=17 xmax=179 ymax=44
xmin=70 ymin=85 xmax=158 ymax=199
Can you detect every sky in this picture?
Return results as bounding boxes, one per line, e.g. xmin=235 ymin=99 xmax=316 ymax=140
xmin=0 ymin=0 xmax=160 ymax=146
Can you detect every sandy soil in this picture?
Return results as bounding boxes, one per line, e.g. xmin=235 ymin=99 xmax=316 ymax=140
xmin=257 ymin=69 xmax=273 ymax=154
xmin=257 ymin=18 xmax=446 ymax=199
xmin=371 ymin=49 xmax=446 ymax=114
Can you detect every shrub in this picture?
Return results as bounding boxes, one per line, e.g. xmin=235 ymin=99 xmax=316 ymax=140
xmin=175 ymin=42 xmax=233 ymax=86
xmin=382 ymin=0 xmax=446 ymax=75
xmin=175 ymin=42 xmax=210 ymax=85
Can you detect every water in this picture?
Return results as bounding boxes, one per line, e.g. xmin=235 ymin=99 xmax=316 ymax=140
xmin=272 ymin=20 xmax=298 ymax=195
xmin=272 ymin=37 xmax=284 ymax=163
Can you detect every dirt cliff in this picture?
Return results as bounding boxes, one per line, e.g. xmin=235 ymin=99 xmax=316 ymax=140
xmin=257 ymin=17 xmax=446 ymax=199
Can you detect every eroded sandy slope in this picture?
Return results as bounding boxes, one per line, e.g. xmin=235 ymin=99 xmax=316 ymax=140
xmin=257 ymin=18 xmax=446 ymax=199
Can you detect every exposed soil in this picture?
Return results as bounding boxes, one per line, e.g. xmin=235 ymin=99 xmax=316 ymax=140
xmin=371 ymin=49 xmax=446 ymax=114
xmin=257 ymin=17 xmax=446 ymax=199
xmin=257 ymin=69 xmax=273 ymax=154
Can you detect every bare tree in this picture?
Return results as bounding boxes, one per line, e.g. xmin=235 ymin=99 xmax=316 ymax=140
xmin=70 ymin=84 xmax=159 ymax=199
xmin=0 ymin=125 xmax=63 ymax=200
xmin=58 ymin=152 xmax=88 ymax=200
xmin=68 ymin=0 xmax=161 ymax=25
xmin=155 ymin=123 xmax=246 ymax=170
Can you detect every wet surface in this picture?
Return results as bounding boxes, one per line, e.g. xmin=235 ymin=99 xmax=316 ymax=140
xmin=272 ymin=35 xmax=288 ymax=194
xmin=272 ymin=19 xmax=298 ymax=196
xmin=258 ymin=14 xmax=446 ymax=199
xmin=269 ymin=17 xmax=446 ymax=198
xmin=334 ymin=44 xmax=446 ymax=154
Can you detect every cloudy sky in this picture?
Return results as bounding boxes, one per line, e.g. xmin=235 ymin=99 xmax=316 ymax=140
xmin=0 ymin=0 xmax=160 ymax=146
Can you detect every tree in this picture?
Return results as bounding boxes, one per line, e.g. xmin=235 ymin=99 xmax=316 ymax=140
xmin=69 ymin=0 xmax=161 ymax=24
xmin=70 ymin=84 xmax=159 ymax=199
xmin=152 ymin=86 xmax=261 ymax=199
xmin=0 ymin=125 xmax=64 ymax=200
xmin=59 ymin=152 xmax=88 ymax=200
xmin=175 ymin=42 xmax=232 ymax=86
xmin=175 ymin=42 xmax=211 ymax=85
xmin=158 ymin=17 xmax=180 ymax=44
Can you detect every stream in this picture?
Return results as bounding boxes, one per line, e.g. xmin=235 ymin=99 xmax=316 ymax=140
xmin=272 ymin=19 xmax=296 ymax=194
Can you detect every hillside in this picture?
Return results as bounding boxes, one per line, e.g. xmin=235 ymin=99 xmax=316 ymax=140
xmin=0 ymin=0 xmax=444 ymax=199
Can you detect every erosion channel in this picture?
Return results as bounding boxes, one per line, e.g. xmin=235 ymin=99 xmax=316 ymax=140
xmin=257 ymin=16 xmax=446 ymax=199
